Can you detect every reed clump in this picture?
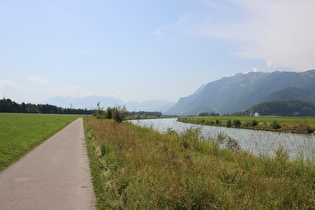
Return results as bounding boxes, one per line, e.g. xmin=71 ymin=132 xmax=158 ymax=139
xmin=84 ymin=117 xmax=315 ymax=209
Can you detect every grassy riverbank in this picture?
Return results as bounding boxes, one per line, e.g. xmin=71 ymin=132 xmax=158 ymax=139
xmin=0 ymin=113 xmax=80 ymax=171
xmin=84 ymin=116 xmax=315 ymax=209
xmin=178 ymin=116 xmax=315 ymax=134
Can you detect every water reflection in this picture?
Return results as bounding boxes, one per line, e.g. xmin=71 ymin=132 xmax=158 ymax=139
xmin=130 ymin=118 xmax=315 ymax=160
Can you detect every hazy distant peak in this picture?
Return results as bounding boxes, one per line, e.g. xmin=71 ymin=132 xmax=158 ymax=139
xmin=41 ymin=96 xmax=176 ymax=113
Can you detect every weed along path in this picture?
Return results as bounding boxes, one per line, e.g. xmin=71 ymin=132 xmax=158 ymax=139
xmin=0 ymin=118 xmax=96 ymax=210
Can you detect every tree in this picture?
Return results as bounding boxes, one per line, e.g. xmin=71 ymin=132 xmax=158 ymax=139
xmin=112 ymin=106 xmax=128 ymax=123
xmin=95 ymin=102 xmax=106 ymax=119
xmin=199 ymin=112 xmax=209 ymax=116
xmin=105 ymin=107 xmax=113 ymax=119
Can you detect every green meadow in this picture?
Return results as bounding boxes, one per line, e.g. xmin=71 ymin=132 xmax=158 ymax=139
xmin=0 ymin=113 xmax=80 ymax=171
xmin=84 ymin=117 xmax=315 ymax=209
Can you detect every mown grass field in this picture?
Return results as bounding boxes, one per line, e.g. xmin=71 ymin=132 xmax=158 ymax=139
xmin=178 ymin=116 xmax=315 ymax=133
xmin=84 ymin=117 xmax=315 ymax=209
xmin=0 ymin=113 xmax=81 ymax=171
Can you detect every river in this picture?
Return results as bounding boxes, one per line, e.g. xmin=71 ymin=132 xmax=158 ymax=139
xmin=130 ymin=118 xmax=315 ymax=160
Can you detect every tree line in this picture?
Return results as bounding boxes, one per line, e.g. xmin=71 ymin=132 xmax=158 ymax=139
xmin=233 ymin=100 xmax=315 ymax=116
xmin=0 ymin=98 xmax=94 ymax=115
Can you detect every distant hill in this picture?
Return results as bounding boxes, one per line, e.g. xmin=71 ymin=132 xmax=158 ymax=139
xmin=166 ymin=70 xmax=315 ymax=115
xmin=233 ymin=100 xmax=315 ymax=116
xmin=42 ymin=96 xmax=175 ymax=114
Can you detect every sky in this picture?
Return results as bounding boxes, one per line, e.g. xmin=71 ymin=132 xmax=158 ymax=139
xmin=1 ymin=0 xmax=315 ymax=103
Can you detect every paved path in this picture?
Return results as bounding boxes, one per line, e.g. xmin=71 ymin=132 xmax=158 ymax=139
xmin=0 ymin=118 xmax=96 ymax=210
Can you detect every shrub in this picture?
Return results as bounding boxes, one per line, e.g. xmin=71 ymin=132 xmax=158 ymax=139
xmin=271 ymin=120 xmax=281 ymax=129
xmin=94 ymin=105 xmax=128 ymax=123
xmin=105 ymin=107 xmax=113 ymax=119
xmin=232 ymin=119 xmax=241 ymax=127
xmin=251 ymin=120 xmax=259 ymax=127
xmin=112 ymin=106 xmax=128 ymax=123
xmin=226 ymin=137 xmax=241 ymax=151
xmin=226 ymin=119 xmax=232 ymax=127
xmin=243 ymin=122 xmax=252 ymax=128
xmin=94 ymin=102 xmax=106 ymax=119
xmin=206 ymin=121 xmax=215 ymax=125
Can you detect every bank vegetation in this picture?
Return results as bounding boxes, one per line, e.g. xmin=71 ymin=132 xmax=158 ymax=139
xmin=84 ymin=117 xmax=315 ymax=209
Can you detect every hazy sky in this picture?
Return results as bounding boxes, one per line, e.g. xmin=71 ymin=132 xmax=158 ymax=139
xmin=1 ymin=0 xmax=315 ymax=103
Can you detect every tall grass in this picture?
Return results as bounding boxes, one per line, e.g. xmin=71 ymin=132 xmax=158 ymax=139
xmin=0 ymin=113 xmax=80 ymax=170
xmin=84 ymin=117 xmax=315 ymax=209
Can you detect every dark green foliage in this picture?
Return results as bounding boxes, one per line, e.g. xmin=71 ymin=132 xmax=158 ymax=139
xmin=232 ymin=119 xmax=241 ymax=127
xmin=94 ymin=102 xmax=106 ymax=119
xmin=226 ymin=137 xmax=242 ymax=151
xmin=0 ymin=98 xmax=93 ymax=115
xmin=271 ymin=120 xmax=281 ymax=129
xmin=251 ymin=119 xmax=259 ymax=127
xmin=226 ymin=119 xmax=232 ymax=127
xmin=94 ymin=104 xmax=128 ymax=123
xmin=215 ymin=119 xmax=221 ymax=125
xmin=112 ymin=106 xmax=128 ymax=123
xmin=199 ymin=112 xmax=209 ymax=116
xmin=128 ymin=111 xmax=162 ymax=118
xmin=105 ymin=107 xmax=113 ymax=119
xmin=101 ymin=144 xmax=106 ymax=157
xmin=236 ymin=100 xmax=315 ymax=116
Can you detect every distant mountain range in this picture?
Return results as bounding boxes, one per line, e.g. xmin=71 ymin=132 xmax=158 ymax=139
xmin=166 ymin=70 xmax=315 ymax=115
xmin=41 ymin=96 xmax=175 ymax=114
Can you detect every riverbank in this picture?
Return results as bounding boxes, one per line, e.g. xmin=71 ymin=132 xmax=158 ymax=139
xmin=84 ymin=116 xmax=315 ymax=209
xmin=178 ymin=116 xmax=315 ymax=134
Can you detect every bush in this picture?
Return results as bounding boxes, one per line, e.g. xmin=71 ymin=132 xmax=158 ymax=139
xmin=206 ymin=121 xmax=215 ymax=125
xmin=226 ymin=119 xmax=232 ymax=127
xmin=105 ymin=107 xmax=113 ymax=119
xmin=94 ymin=104 xmax=128 ymax=123
xmin=232 ymin=119 xmax=241 ymax=128
xmin=251 ymin=120 xmax=259 ymax=127
xmin=271 ymin=120 xmax=281 ymax=129
xmin=215 ymin=119 xmax=221 ymax=125
xmin=94 ymin=102 xmax=107 ymax=119
xmin=112 ymin=106 xmax=128 ymax=123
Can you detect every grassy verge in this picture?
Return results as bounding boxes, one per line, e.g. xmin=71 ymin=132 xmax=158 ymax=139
xmin=0 ymin=113 xmax=81 ymax=171
xmin=84 ymin=116 xmax=315 ymax=209
xmin=178 ymin=116 xmax=315 ymax=134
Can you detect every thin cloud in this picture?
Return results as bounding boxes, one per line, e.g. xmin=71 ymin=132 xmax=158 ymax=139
xmin=82 ymin=50 xmax=91 ymax=55
xmin=171 ymin=0 xmax=315 ymax=71
xmin=82 ymin=49 xmax=99 ymax=56
xmin=51 ymin=85 xmax=80 ymax=96
xmin=244 ymin=67 xmax=259 ymax=74
xmin=30 ymin=76 xmax=47 ymax=85
xmin=0 ymin=80 xmax=34 ymax=101
xmin=0 ymin=80 xmax=33 ymax=91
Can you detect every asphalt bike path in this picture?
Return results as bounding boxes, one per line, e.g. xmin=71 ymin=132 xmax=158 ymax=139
xmin=0 ymin=118 xmax=96 ymax=210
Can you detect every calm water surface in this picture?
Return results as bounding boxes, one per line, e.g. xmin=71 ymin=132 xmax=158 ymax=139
xmin=130 ymin=118 xmax=315 ymax=160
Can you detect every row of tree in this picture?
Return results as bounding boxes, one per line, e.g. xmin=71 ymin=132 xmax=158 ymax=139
xmin=0 ymin=98 xmax=94 ymax=115
xmin=233 ymin=100 xmax=315 ymax=116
